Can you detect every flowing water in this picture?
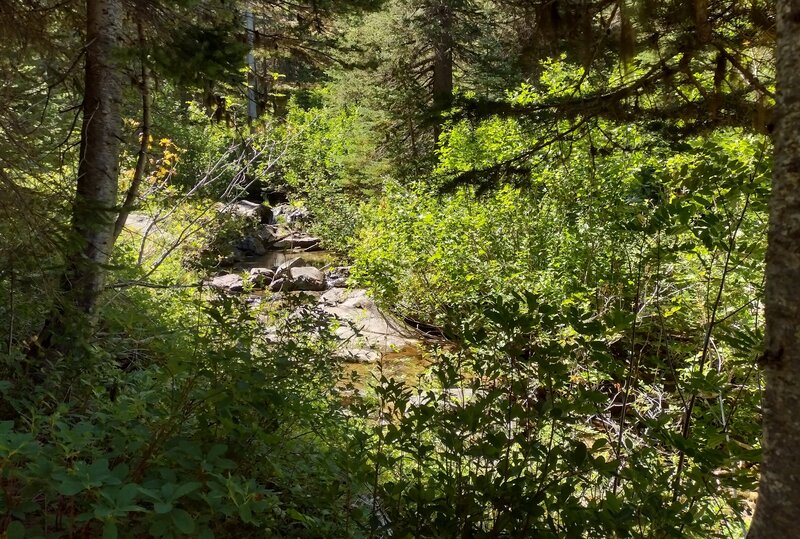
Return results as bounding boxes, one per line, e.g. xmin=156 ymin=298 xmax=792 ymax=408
xmin=238 ymin=249 xmax=434 ymax=390
xmin=342 ymin=344 xmax=433 ymax=390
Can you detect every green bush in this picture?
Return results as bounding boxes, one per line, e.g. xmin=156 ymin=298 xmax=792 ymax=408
xmin=0 ymin=268 xmax=373 ymax=537
xmin=258 ymin=91 xmax=389 ymax=255
xmin=349 ymin=125 xmax=768 ymax=537
xmin=362 ymin=290 xmax=760 ymax=538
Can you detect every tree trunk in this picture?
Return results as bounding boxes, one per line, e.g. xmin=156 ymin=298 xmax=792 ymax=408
xmin=245 ymin=9 xmax=258 ymax=124
xmin=431 ymin=0 xmax=453 ymax=143
xmin=748 ymin=1 xmax=800 ymax=536
xmin=66 ymin=0 xmax=123 ymax=317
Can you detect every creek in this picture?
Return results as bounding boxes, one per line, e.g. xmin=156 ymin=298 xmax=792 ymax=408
xmin=252 ymin=258 xmax=431 ymax=388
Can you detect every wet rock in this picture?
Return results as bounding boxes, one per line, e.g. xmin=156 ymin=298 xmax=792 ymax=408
xmin=255 ymin=224 xmax=278 ymax=244
xmin=326 ymin=267 xmax=350 ymax=288
xmin=327 ymin=275 xmax=348 ymax=288
xmin=271 ymin=233 xmax=321 ymax=250
xmin=274 ymin=257 xmax=306 ymax=279
xmin=270 ymin=278 xmax=287 ymax=292
xmin=248 ymin=267 xmax=274 ymax=288
xmin=343 ymin=349 xmax=380 ymax=364
xmin=208 ymin=273 xmax=244 ymax=293
xmin=237 ymin=236 xmax=266 ymax=256
xmin=287 ymin=267 xmax=326 ymax=291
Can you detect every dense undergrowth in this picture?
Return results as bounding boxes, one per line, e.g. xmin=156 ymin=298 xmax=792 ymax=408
xmin=348 ymin=128 xmax=768 ymax=536
xmin=0 ymin=240 xmax=375 ymax=537
xmin=0 ymin=41 xmax=771 ymax=539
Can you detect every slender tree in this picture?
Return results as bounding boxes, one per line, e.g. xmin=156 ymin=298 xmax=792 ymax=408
xmin=48 ymin=0 xmax=382 ymax=333
xmin=748 ymin=1 xmax=800 ymax=536
xmin=63 ymin=0 xmax=124 ymax=318
xmin=430 ymin=0 xmax=454 ymax=141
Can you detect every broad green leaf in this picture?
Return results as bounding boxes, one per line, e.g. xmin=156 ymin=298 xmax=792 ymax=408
xmin=7 ymin=521 xmax=25 ymax=539
xmin=172 ymin=509 xmax=195 ymax=534
xmin=174 ymin=481 xmax=203 ymax=499
xmin=56 ymin=479 xmax=85 ymax=496
xmin=154 ymin=502 xmax=173 ymax=514
xmin=102 ymin=521 xmax=118 ymax=539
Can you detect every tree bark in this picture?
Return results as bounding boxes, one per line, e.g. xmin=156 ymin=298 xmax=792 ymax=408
xmin=431 ymin=0 xmax=453 ymax=143
xmin=748 ymin=1 xmax=800 ymax=536
xmin=693 ymin=0 xmax=711 ymax=44
xmin=66 ymin=0 xmax=123 ymax=317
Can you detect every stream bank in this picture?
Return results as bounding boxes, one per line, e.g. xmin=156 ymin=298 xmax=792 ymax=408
xmin=205 ymin=200 xmax=432 ymax=383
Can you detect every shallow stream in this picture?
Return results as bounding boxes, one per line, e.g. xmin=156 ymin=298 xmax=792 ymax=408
xmin=236 ymin=249 xmax=433 ymax=389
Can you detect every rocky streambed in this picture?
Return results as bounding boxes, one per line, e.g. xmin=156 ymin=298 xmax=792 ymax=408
xmin=204 ymin=201 xmax=430 ymax=380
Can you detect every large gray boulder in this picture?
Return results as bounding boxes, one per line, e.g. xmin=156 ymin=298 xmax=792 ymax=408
xmin=271 ymin=233 xmax=321 ymax=251
xmin=318 ymin=288 xmax=418 ymax=358
xmin=207 ymin=273 xmax=244 ymax=293
xmin=221 ymin=200 xmax=269 ymax=222
xmin=287 ymin=267 xmax=326 ymax=291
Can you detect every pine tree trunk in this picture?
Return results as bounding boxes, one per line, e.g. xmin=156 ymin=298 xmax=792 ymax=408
xmin=65 ymin=0 xmax=123 ymax=317
xmin=431 ymin=0 xmax=453 ymax=142
xmin=748 ymin=1 xmax=800 ymax=536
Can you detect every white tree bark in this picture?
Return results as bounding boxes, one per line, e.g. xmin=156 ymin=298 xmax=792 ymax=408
xmin=748 ymin=1 xmax=800 ymax=536
xmin=65 ymin=0 xmax=123 ymax=317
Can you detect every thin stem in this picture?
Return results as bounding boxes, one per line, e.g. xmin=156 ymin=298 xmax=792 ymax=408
xmin=612 ymin=235 xmax=646 ymax=493
xmin=113 ymin=16 xmax=150 ymax=242
xmin=672 ymin=178 xmax=755 ymax=500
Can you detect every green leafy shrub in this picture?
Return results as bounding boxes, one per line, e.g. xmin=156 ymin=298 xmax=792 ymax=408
xmin=363 ymin=290 xmax=760 ymax=538
xmin=259 ymin=91 xmax=389 ymax=255
xmin=0 ymin=274 xmax=372 ymax=538
xmin=350 ymin=123 xmax=769 ymax=537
